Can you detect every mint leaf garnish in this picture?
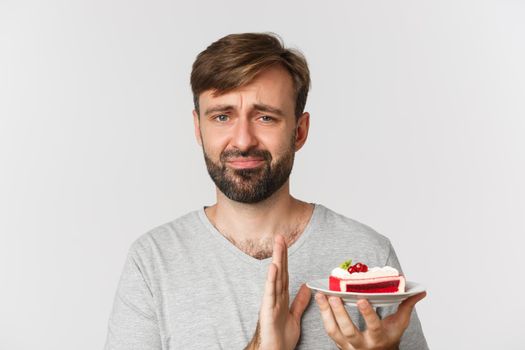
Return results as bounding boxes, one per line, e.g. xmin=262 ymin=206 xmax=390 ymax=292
xmin=339 ymin=259 xmax=352 ymax=269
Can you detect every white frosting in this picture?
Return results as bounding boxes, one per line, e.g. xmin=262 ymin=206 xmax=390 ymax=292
xmin=331 ymin=266 xmax=400 ymax=280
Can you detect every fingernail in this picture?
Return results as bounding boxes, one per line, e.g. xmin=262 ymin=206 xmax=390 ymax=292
xmin=329 ymin=297 xmax=338 ymax=305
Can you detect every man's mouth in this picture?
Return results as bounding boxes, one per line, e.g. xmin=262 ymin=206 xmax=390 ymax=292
xmin=226 ymin=158 xmax=265 ymax=169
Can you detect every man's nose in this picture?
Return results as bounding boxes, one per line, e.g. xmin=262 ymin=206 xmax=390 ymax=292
xmin=230 ymin=117 xmax=258 ymax=151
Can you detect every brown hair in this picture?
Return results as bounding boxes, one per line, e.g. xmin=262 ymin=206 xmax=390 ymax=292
xmin=190 ymin=32 xmax=310 ymax=120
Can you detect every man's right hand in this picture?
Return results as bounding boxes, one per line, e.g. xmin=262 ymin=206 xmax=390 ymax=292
xmin=246 ymin=234 xmax=312 ymax=350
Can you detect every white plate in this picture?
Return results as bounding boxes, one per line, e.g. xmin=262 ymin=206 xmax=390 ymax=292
xmin=306 ymin=279 xmax=426 ymax=307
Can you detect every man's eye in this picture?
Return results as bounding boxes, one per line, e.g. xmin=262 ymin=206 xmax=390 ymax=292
xmin=260 ymin=115 xmax=274 ymax=122
xmin=214 ymin=114 xmax=229 ymax=122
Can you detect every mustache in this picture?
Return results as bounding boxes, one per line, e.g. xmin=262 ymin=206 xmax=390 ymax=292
xmin=220 ymin=149 xmax=272 ymax=162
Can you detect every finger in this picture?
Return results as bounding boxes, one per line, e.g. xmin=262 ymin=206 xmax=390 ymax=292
xmin=290 ymin=284 xmax=311 ymax=321
xmin=395 ymin=291 xmax=427 ymax=327
xmin=315 ymin=293 xmax=349 ymax=347
xmin=278 ymin=234 xmax=289 ymax=292
xmin=357 ymin=299 xmax=383 ymax=338
xmin=272 ymin=235 xmax=283 ymax=295
xmin=282 ymin=235 xmax=288 ymax=292
xmin=263 ymin=263 xmax=277 ymax=309
xmin=328 ymin=297 xmax=362 ymax=344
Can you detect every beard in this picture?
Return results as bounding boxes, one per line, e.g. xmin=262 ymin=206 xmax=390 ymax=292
xmin=202 ymin=134 xmax=296 ymax=204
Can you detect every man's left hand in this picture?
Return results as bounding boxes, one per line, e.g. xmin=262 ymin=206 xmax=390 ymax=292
xmin=315 ymin=291 xmax=426 ymax=350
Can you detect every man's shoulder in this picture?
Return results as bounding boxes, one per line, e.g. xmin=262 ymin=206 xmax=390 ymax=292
xmin=128 ymin=208 xmax=204 ymax=256
xmin=315 ymin=204 xmax=392 ymax=248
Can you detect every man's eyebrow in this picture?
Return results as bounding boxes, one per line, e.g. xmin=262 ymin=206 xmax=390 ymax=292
xmin=253 ymin=103 xmax=285 ymax=117
xmin=203 ymin=105 xmax=234 ymax=116
xmin=203 ymin=103 xmax=285 ymax=117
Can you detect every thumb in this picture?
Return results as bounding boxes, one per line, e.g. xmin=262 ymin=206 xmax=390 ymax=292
xmin=290 ymin=284 xmax=311 ymax=321
xmin=395 ymin=291 xmax=427 ymax=326
xmin=399 ymin=291 xmax=427 ymax=311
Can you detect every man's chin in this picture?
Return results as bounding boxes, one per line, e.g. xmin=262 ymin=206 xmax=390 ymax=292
xmin=224 ymin=167 xmax=267 ymax=182
xmin=222 ymin=180 xmax=265 ymax=193
xmin=217 ymin=179 xmax=271 ymax=203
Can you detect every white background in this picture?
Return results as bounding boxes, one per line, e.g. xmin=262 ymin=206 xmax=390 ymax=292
xmin=1 ymin=0 xmax=524 ymax=349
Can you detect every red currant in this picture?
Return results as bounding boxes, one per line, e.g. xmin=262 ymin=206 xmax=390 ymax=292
xmin=347 ymin=262 xmax=369 ymax=273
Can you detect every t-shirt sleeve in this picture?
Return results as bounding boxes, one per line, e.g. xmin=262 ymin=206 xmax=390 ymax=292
xmin=104 ymin=248 xmax=162 ymax=350
xmin=377 ymin=242 xmax=429 ymax=350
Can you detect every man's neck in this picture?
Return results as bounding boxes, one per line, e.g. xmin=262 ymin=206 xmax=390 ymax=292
xmin=203 ymin=184 xmax=314 ymax=259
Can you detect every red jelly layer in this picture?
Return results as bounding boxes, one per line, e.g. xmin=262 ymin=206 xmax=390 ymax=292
xmin=344 ymin=281 xmax=400 ymax=293
xmin=329 ymin=275 xmax=403 ymax=293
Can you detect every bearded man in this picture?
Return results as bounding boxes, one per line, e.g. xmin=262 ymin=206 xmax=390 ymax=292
xmin=105 ymin=32 xmax=428 ymax=350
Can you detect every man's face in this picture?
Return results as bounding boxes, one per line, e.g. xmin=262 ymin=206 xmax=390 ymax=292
xmin=193 ymin=65 xmax=309 ymax=204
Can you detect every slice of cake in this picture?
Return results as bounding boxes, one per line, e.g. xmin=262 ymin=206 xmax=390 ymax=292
xmin=329 ymin=259 xmax=406 ymax=293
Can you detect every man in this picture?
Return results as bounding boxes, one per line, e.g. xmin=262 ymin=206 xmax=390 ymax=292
xmin=105 ymin=32 xmax=428 ymax=349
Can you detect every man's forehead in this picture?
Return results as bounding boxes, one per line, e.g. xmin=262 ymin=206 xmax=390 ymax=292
xmin=202 ymin=86 xmax=270 ymax=106
xmin=198 ymin=66 xmax=295 ymax=113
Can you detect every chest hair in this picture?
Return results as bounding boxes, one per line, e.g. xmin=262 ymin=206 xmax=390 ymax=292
xmin=221 ymin=224 xmax=304 ymax=260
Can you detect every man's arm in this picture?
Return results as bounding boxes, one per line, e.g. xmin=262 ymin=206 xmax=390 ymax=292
xmin=104 ymin=250 xmax=161 ymax=350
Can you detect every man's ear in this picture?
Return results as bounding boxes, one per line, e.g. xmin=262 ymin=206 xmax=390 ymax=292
xmin=294 ymin=112 xmax=310 ymax=152
xmin=193 ymin=110 xmax=203 ymax=147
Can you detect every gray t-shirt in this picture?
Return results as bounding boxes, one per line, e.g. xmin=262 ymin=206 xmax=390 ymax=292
xmin=105 ymin=203 xmax=428 ymax=349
